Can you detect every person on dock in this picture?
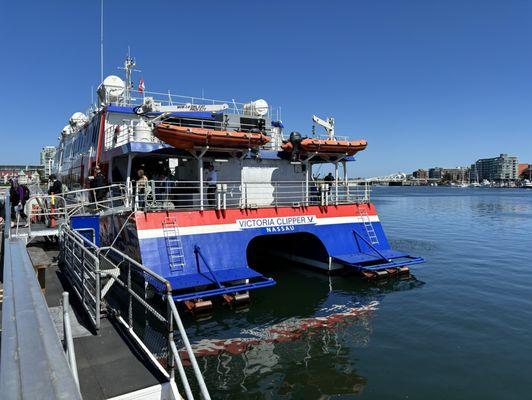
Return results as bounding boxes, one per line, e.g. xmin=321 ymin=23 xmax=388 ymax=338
xmin=47 ymin=174 xmax=63 ymax=228
xmin=9 ymin=179 xmax=28 ymax=227
xmin=205 ymin=164 xmax=217 ymax=207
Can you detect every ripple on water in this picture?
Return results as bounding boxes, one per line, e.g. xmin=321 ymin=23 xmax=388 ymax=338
xmin=188 ymin=188 xmax=532 ymax=399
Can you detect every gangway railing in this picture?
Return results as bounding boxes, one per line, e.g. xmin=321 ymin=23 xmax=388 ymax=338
xmin=134 ymin=180 xmax=370 ymax=211
xmin=62 ymin=183 xmax=129 ymax=216
xmin=21 ymin=184 xmax=130 ymax=240
xmin=59 ymin=225 xmax=211 ymax=399
xmin=59 ymin=226 xmax=101 ymax=330
xmin=1 ymin=193 xmax=82 ymax=399
xmin=15 ymin=193 xmax=69 ymax=238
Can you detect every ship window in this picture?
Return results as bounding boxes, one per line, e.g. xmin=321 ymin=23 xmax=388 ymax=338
xmin=64 ymin=142 xmax=72 ymax=158
xmin=131 ymin=155 xmax=171 ymax=180
xmin=73 ymin=135 xmax=80 ymax=155
xmin=82 ymin=127 xmax=90 ymax=151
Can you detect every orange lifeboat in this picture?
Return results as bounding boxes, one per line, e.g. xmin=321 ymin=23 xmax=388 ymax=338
xmin=154 ymin=123 xmax=270 ymax=150
xmin=282 ymin=137 xmax=367 ymax=156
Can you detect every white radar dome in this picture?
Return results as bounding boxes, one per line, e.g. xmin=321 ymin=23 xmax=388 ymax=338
xmin=98 ymin=75 xmax=125 ymax=103
xmin=69 ymin=112 xmax=88 ymax=127
xmin=61 ymin=124 xmax=73 ymax=136
xmin=243 ymin=99 xmax=269 ymax=117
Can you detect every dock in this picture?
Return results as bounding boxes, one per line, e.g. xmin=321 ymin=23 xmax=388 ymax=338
xmin=0 ymin=191 xmax=211 ymax=399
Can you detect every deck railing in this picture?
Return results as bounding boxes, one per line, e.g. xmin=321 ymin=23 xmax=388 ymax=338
xmin=59 ymin=225 xmax=211 ymax=400
xmin=111 ymin=88 xmax=280 ymax=120
xmin=62 ymin=183 xmax=129 ymax=216
xmin=134 ymin=180 xmax=370 ymax=211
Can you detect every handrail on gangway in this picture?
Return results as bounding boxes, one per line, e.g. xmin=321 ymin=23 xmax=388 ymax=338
xmin=61 ymin=225 xmax=211 ymax=400
xmin=0 ymin=192 xmax=81 ymax=399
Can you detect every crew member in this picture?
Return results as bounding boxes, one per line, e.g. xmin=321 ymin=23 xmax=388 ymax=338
xmin=137 ymin=169 xmax=149 ymax=208
xmin=324 ymin=172 xmax=335 ymax=184
xmin=89 ymin=165 xmax=107 ymax=206
xmin=48 ymin=174 xmax=63 ymax=195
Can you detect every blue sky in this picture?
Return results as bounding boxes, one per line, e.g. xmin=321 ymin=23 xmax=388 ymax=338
xmin=1 ymin=0 xmax=531 ymax=177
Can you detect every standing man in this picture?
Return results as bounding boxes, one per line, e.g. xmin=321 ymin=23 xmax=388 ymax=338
xmin=47 ymin=174 xmax=63 ymax=228
xmin=322 ymin=172 xmax=335 ymax=203
xmin=205 ymin=164 xmax=217 ymax=207
xmin=136 ymin=169 xmax=149 ymax=209
xmin=90 ymin=166 xmax=107 ymax=206
xmin=168 ymin=166 xmax=179 ymax=206
xmin=48 ymin=174 xmax=63 ymax=195
xmin=9 ymin=179 xmax=27 ymax=227
xmin=323 ymin=172 xmax=335 ymax=184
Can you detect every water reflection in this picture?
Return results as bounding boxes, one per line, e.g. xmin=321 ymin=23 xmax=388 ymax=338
xmin=185 ymin=265 xmax=425 ymax=398
xmin=471 ymin=200 xmax=531 ymax=219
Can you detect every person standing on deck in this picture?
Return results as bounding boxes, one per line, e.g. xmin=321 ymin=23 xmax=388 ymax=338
xmin=168 ymin=166 xmax=179 ymax=206
xmin=324 ymin=172 xmax=334 ymax=184
xmin=48 ymin=174 xmax=63 ymax=195
xmin=205 ymin=164 xmax=217 ymax=207
xmin=323 ymin=172 xmax=335 ymax=202
xmin=89 ymin=166 xmax=107 ymax=209
xmin=47 ymin=174 xmax=63 ymax=228
xmin=136 ymin=169 xmax=149 ymax=208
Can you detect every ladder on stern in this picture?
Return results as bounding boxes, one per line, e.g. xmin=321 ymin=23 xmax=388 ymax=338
xmin=359 ymin=206 xmax=379 ymax=245
xmin=162 ymin=217 xmax=186 ymax=271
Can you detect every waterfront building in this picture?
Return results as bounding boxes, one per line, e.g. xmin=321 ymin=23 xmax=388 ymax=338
xmin=442 ymin=167 xmax=469 ymax=183
xmin=474 ymin=154 xmax=518 ymax=182
xmin=428 ymin=167 xmax=443 ymax=180
xmin=518 ymin=163 xmax=531 ymax=180
xmin=413 ymin=169 xmax=428 ymax=180
xmin=0 ymin=164 xmax=44 ymax=184
xmin=40 ymin=146 xmax=56 ymax=179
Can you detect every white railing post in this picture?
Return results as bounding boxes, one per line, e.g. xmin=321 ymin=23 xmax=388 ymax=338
xmin=168 ymin=297 xmax=211 ymax=400
xmin=62 ymin=292 xmax=79 ymax=389
xmin=222 ymin=183 xmax=227 ymax=209
xmin=198 ymin=155 xmax=204 ymax=211
xmin=305 ymin=165 xmax=310 ymax=206
xmin=334 ymin=162 xmax=339 ymax=205
xmin=216 ymin=183 xmax=221 ymax=210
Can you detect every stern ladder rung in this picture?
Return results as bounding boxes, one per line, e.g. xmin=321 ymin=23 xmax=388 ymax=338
xmin=162 ymin=217 xmax=186 ymax=271
xmin=359 ymin=206 xmax=379 ymax=245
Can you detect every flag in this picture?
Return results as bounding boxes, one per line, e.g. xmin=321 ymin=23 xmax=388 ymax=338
xmin=138 ymin=78 xmax=145 ymax=93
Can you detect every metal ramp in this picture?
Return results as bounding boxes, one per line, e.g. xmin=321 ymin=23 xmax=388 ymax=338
xmin=332 ymin=230 xmax=425 ymax=275
xmin=167 ymin=245 xmax=276 ymax=302
xmin=359 ymin=206 xmax=379 ymax=244
xmin=162 ymin=217 xmax=186 ymax=271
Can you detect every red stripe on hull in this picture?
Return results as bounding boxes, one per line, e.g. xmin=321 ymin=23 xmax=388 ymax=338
xmin=135 ymin=203 xmax=378 ymax=230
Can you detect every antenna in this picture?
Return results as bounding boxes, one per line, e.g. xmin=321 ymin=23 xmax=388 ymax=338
xmin=100 ymin=0 xmax=104 ymax=83
xmin=118 ymin=52 xmax=141 ymax=104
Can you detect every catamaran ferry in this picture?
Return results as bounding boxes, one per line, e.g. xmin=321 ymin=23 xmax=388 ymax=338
xmin=51 ymin=56 xmax=424 ymax=308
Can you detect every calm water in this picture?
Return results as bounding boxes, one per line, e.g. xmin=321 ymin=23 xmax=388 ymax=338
xmin=185 ymin=187 xmax=532 ymax=399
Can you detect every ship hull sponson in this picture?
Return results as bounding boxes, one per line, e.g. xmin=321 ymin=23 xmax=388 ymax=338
xmin=100 ymin=204 xmax=388 ymax=278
